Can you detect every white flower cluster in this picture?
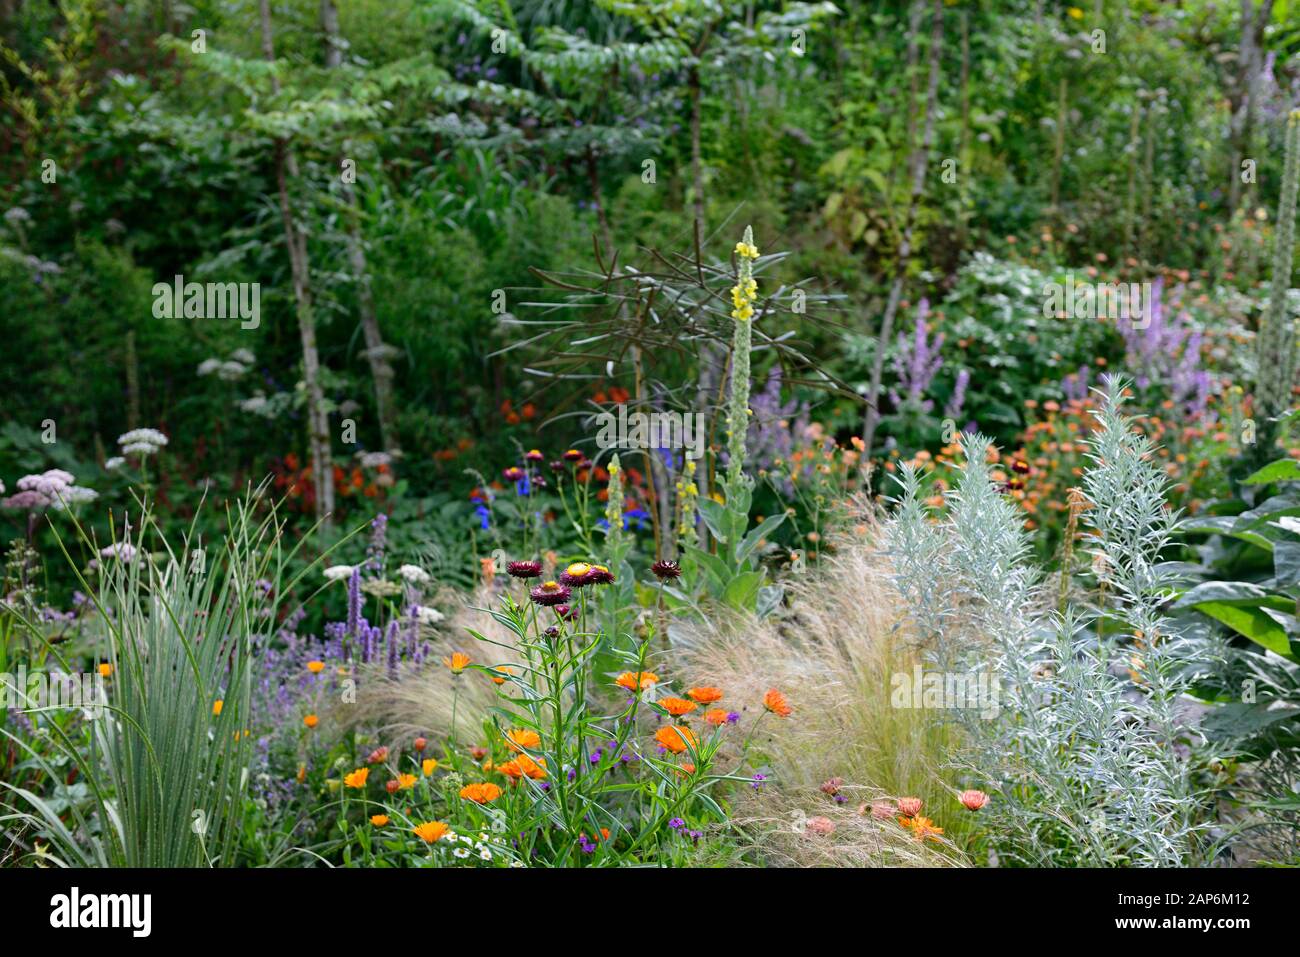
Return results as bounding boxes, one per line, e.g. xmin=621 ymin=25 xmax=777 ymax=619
xmin=397 ymin=564 xmax=430 ymax=586
xmin=99 ymin=542 xmax=138 ymax=562
xmin=323 ymin=564 xmax=355 ymax=582
xmin=6 ymin=469 xmax=98 ymax=510
xmin=198 ymin=349 xmax=256 ymax=381
xmin=358 ymin=451 xmax=393 ymax=469
xmin=117 ymin=428 xmax=169 ymax=458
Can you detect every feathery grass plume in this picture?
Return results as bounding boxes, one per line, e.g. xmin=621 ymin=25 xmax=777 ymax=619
xmin=1253 ymin=109 xmax=1300 ymax=456
xmin=677 ymin=503 xmax=971 ymax=866
xmin=0 ymin=491 xmax=294 ymax=866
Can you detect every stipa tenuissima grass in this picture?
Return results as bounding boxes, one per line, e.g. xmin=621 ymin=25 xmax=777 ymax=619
xmin=885 ymin=376 xmax=1220 ymax=866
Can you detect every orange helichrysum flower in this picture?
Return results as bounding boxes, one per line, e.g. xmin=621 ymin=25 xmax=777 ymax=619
xmin=303 ymin=714 xmax=319 ymax=729
xmin=687 ymin=686 xmax=723 ymax=704
xmin=460 ymin=782 xmax=503 ymax=803
xmin=506 ymin=728 xmax=541 ymax=751
xmin=659 ymin=697 xmax=698 ymax=717
xmin=306 ymin=660 xmax=325 ymax=673
xmin=422 ymin=758 xmax=438 ymax=776
xmin=615 ymin=671 xmax=659 ymax=691
xmin=344 ymin=768 xmax=370 ymax=789
xmin=397 ymin=773 xmax=418 ymax=790
xmin=763 ymin=688 xmax=792 ymax=717
xmin=413 ymin=821 xmax=451 ymax=843
xmin=212 ymin=699 xmax=224 ymax=716
xmin=370 ymin=814 xmax=390 ymax=826
xmin=703 ymin=708 xmax=729 ymax=726
xmin=653 ymin=725 xmax=697 ymax=755
xmin=897 ymin=797 xmax=923 ymax=818
xmin=444 ymin=652 xmax=472 ymax=674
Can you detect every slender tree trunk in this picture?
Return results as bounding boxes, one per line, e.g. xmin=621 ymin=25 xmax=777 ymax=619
xmin=321 ymin=0 xmax=400 ymax=457
xmin=861 ymin=0 xmax=944 ymax=462
xmin=1230 ymin=0 xmax=1273 ymax=215
xmin=688 ymin=65 xmax=705 ymax=232
xmin=260 ymin=0 xmax=335 ymax=522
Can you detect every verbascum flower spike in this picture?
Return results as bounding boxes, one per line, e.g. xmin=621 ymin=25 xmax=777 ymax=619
xmin=677 ymin=459 xmax=699 ymax=547
xmin=726 ymin=226 xmax=759 ymax=492
xmin=604 ymin=452 xmax=625 ymax=554
xmin=1254 ymin=108 xmax=1300 ymax=451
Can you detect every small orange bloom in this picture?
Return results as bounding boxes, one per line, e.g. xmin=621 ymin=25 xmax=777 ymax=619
xmin=506 ymin=728 xmax=541 ymax=751
xmin=422 ymin=758 xmax=438 ymax=776
xmin=703 ymin=708 xmax=729 ymax=726
xmin=413 ymin=821 xmax=450 ymax=843
xmin=370 ymin=814 xmax=390 ymax=826
xmin=344 ymin=768 xmax=369 ymax=789
xmin=687 ymin=686 xmax=723 ymax=704
xmin=960 ymin=789 xmax=989 ymax=811
xmin=212 ymin=700 xmax=224 ymax=716
xmin=306 ymin=660 xmax=325 ymax=673
xmin=396 ymin=773 xmax=418 ymax=790
xmin=489 ymin=666 xmax=514 ymax=685
xmin=763 ymin=688 xmax=792 ymax=717
xmin=614 ymin=671 xmax=658 ymax=692
xmin=444 ymin=652 xmax=471 ymax=674
xmin=653 ymin=725 xmax=697 ymax=755
xmin=659 ymin=696 xmax=698 ymax=717
xmin=98 ymin=663 xmax=113 ymax=678
xmin=303 ymin=714 xmax=319 ymax=729
xmin=460 ymin=782 xmax=503 ymax=803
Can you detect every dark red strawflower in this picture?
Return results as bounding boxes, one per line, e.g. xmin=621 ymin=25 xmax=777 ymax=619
xmin=559 ymin=562 xmax=597 ymax=588
xmin=530 ymin=580 xmax=572 ymax=606
xmin=549 ymin=460 xmax=566 ymax=473
xmin=525 ymin=449 xmax=544 ymax=462
xmin=1011 ymin=459 xmax=1031 ymax=475
xmin=507 ymin=560 xmax=543 ymax=579
xmin=503 ymin=466 xmax=525 ymax=482
xmin=563 ymin=449 xmax=584 ymax=462
xmin=650 ymin=560 xmax=682 ymax=581
xmin=587 ymin=564 xmax=616 ymax=585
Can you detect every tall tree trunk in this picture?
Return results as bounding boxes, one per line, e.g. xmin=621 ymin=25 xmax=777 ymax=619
xmin=1230 ymin=0 xmax=1274 ymax=214
xmin=861 ymin=0 xmax=944 ymax=463
xmin=321 ymin=0 xmax=401 ymax=458
xmin=260 ymin=0 xmax=335 ymax=523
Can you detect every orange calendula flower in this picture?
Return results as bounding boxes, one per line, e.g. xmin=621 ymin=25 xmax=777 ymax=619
xmin=678 ymin=763 xmax=696 ymax=776
xmin=506 ymin=728 xmax=541 ymax=751
xmin=306 ymin=660 xmax=325 ymax=673
xmin=98 ymin=663 xmax=113 ymax=678
xmin=460 ymin=782 xmax=503 ymax=803
xmin=500 ymin=754 xmax=548 ymax=780
xmin=344 ymin=768 xmax=370 ymax=789
xmin=212 ymin=700 xmax=224 ymax=716
xmin=659 ymin=697 xmax=698 ymax=717
xmin=687 ymin=686 xmax=723 ymax=704
xmin=370 ymin=814 xmax=390 ymax=826
xmin=396 ymin=773 xmax=418 ymax=790
xmin=422 ymin=758 xmax=438 ymax=777
xmin=615 ymin=671 xmax=659 ymax=692
xmin=703 ymin=708 xmax=729 ymax=726
xmin=653 ymin=725 xmax=697 ymax=755
xmin=763 ymin=688 xmax=792 ymax=717
xmin=901 ymin=815 xmax=945 ymax=841
xmin=444 ymin=652 xmax=471 ymax=674
xmin=413 ymin=821 xmax=450 ymax=843
xmin=303 ymin=714 xmax=319 ymax=729
xmin=489 ymin=666 xmax=514 ymax=685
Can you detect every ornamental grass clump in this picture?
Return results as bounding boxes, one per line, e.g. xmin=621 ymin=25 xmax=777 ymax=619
xmin=0 ymin=491 xmax=299 ymax=866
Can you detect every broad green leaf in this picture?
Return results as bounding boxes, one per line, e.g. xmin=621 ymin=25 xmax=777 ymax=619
xmin=1244 ymin=458 xmax=1300 ymax=485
